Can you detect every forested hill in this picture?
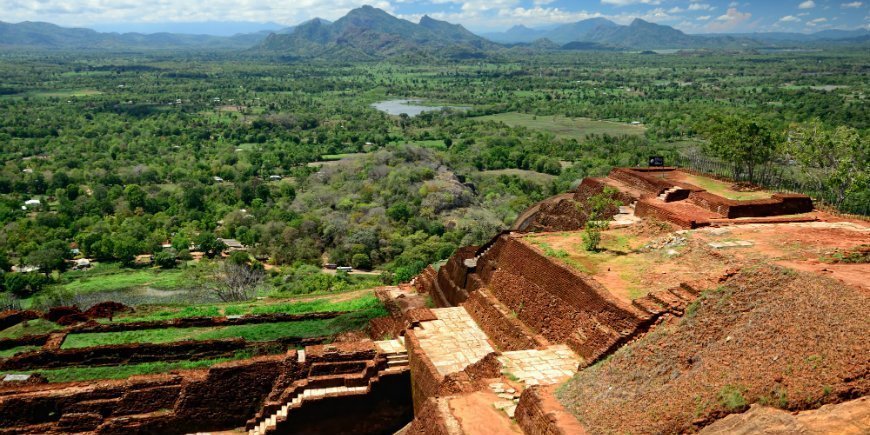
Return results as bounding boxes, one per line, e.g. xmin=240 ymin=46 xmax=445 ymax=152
xmin=255 ymin=6 xmax=498 ymax=60
xmin=2 ymin=8 xmax=869 ymax=54
xmin=0 ymin=21 xmax=267 ymax=50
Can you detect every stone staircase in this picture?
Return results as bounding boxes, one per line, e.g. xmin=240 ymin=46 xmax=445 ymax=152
xmin=248 ymin=339 xmax=409 ymax=435
xmin=657 ymin=186 xmax=681 ymax=202
xmin=631 ymin=283 xmax=701 ymax=318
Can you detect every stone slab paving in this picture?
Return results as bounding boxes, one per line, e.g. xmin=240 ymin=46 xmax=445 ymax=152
xmin=497 ymin=345 xmax=580 ymax=386
xmin=375 ymin=338 xmax=405 ymax=354
xmin=415 ymin=307 xmax=495 ymax=376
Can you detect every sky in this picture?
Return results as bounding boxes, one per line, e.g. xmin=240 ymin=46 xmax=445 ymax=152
xmin=2 ymin=0 xmax=868 ymax=34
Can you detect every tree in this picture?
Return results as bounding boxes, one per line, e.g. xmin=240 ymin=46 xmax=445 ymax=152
xmin=351 ymin=253 xmax=372 ymax=270
xmin=196 ymin=233 xmax=226 ymax=259
xmin=208 ymin=262 xmax=264 ymax=302
xmin=112 ymin=235 xmax=142 ymax=266
xmin=787 ymin=121 xmax=869 ymax=209
xmin=700 ymin=115 xmax=778 ymax=184
xmin=25 ymin=240 xmax=70 ymax=273
xmin=580 ymin=188 xmax=621 ymax=252
xmin=5 ymin=273 xmax=50 ymax=298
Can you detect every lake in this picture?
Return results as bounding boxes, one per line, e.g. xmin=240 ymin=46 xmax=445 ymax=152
xmin=371 ymin=99 xmax=468 ymax=117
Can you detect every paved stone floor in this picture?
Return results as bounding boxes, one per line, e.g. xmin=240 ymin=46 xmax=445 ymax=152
xmin=374 ymin=338 xmax=405 ymax=354
xmin=498 ymin=345 xmax=580 ymax=386
xmin=415 ymin=307 xmax=495 ymax=375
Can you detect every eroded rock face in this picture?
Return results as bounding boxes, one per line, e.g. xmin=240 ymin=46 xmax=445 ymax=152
xmin=700 ymin=396 xmax=870 ymax=435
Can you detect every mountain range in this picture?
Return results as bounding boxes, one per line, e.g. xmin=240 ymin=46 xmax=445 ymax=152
xmin=1 ymin=6 xmax=868 ymax=56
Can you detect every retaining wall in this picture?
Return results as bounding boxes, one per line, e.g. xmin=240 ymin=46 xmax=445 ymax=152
xmin=487 ymin=238 xmax=642 ymax=356
xmin=689 ymin=192 xmax=813 ymax=218
xmin=0 ymin=337 xmax=325 ymax=370
xmin=634 ymin=199 xmax=704 ymax=229
xmin=515 ymin=385 xmax=588 ymax=435
xmin=461 ymin=288 xmax=545 ymax=351
xmin=0 ymin=311 xmax=39 ymax=332
xmin=1 ymin=341 xmax=411 ymax=435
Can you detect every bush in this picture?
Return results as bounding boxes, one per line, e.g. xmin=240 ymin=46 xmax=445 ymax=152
xmin=4 ymin=273 xmax=51 ymax=297
xmin=351 ymin=253 xmax=371 ymax=270
xmin=153 ymin=250 xmax=178 ymax=269
xmin=228 ymin=251 xmax=250 ymax=265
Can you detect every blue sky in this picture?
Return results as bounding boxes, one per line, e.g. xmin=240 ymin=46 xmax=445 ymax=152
xmin=2 ymin=0 xmax=868 ymax=33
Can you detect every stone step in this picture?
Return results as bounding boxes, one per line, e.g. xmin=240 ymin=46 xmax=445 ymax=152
xmin=632 ymin=297 xmax=665 ymax=316
xmin=668 ymin=285 xmax=697 ymax=302
xmin=680 ymin=282 xmax=702 ymax=296
xmin=387 ymin=359 xmax=409 ymax=367
xmin=648 ymin=290 xmax=686 ymax=311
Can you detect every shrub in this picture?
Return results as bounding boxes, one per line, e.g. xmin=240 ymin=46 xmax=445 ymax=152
xmin=4 ymin=272 xmax=51 ymax=297
xmin=153 ymin=250 xmax=178 ymax=269
xmin=351 ymin=253 xmax=371 ymax=270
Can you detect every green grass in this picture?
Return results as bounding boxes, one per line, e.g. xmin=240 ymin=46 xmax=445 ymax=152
xmin=62 ymin=300 xmax=388 ymax=349
xmin=110 ymin=294 xmax=381 ymax=323
xmin=30 ymin=89 xmax=103 ymax=98
xmin=680 ymin=174 xmax=771 ymax=201
xmin=0 ymin=345 xmax=40 ymax=358
xmin=55 ymin=267 xmax=187 ymax=294
xmin=718 ymin=385 xmax=749 ymax=411
xmin=3 ymin=354 xmax=250 ymax=383
xmin=474 ymin=112 xmax=645 ymax=140
xmin=0 ymin=319 xmax=62 ymax=340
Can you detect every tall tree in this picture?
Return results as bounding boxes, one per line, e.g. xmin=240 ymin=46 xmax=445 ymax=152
xmin=700 ymin=115 xmax=778 ymax=184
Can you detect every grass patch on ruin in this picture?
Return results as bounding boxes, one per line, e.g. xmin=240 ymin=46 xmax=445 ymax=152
xmin=679 ymin=174 xmax=771 ymax=201
xmin=5 ymin=354 xmax=250 ymax=383
xmin=109 ymin=294 xmax=383 ymax=323
xmin=0 ymin=345 xmax=40 ymax=358
xmin=0 ymin=319 xmax=62 ymax=340
xmin=62 ymin=301 xmax=389 ymax=349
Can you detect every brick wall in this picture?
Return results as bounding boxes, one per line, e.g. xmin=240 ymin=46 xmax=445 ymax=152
xmin=515 ymin=385 xmax=588 ymax=435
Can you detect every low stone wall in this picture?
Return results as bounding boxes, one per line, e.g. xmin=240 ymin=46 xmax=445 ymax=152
xmin=69 ymin=311 xmax=346 ymax=334
xmin=0 ymin=334 xmax=50 ymax=351
xmin=635 ymin=199 xmax=704 ymax=229
xmin=404 ymin=397 xmax=460 ymax=435
xmin=609 ymin=167 xmax=675 ymax=195
xmin=0 ymin=310 xmax=40 ymax=332
xmin=515 ymin=385 xmax=588 ymax=435
xmin=689 ymin=191 xmax=813 ymax=218
xmin=405 ymin=329 xmax=445 ymax=413
xmin=1 ymin=341 xmax=410 ymax=435
xmin=0 ymin=337 xmax=325 ymax=370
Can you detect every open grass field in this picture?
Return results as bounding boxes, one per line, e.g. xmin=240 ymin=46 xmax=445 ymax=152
xmin=474 ymin=112 xmax=645 ymax=140
xmin=30 ymin=89 xmax=103 ymax=98
xmin=55 ymin=267 xmax=188 ymax=294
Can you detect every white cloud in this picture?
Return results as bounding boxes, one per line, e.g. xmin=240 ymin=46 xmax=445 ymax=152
xmin=688 ymin=2 xmax=714 ymax=11
xmin=708 ymin=7 xmax=752 ymax=30
xmin=798 ymin=1 xmax=816 ymax=9
xmin=668 ymin=7 xmax=685 ymax=13
xmin=600 ymin=0 xmax=662 ymax=6
xmin=778 ymin=15 xmax=801 ymax=22
xmin=841 ymin=1 xmax=863 ymax=7
xmin=697 ymin=15 xmax=711 ymax=20
xmin=806 ymin=17 xmax=828 ymax=26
